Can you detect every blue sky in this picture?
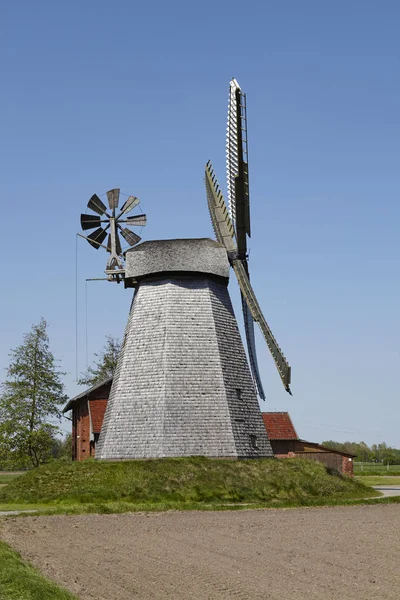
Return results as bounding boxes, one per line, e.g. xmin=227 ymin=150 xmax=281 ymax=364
xmin=1 ymin=1 xmax=399 ymax=445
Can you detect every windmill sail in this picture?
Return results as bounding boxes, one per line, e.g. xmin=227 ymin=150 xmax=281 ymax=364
xmin=232 ymin=259 xmax=291 ymax=393
xmin=107 ymin=188 xmax=120 ymax=210
xmin=226 ymin=78 xmax=251 ymax=249
xmin=87 ymin=194 xmax=107 ymax=216
xmin=208 ymin=79 xmax=292 ymax=395
xmin=241 ymin=296 xmax=266 ymax=400
xmin=118 ymin=195 xmax=140 ymax=217
xmin=205 ymin=161 xmax=236 ymax=253
xmin=227 ymin=81 xmax=239 ymax=226
xmin=205 ymin=159 xmax=291 ymax=394
xmin=80 ymin=214 xmax=101 ymax=230
xmin=226 ymin=80 xmax=271 ymax=397
xmin=205 ymin=162 xmax=272 ymax=398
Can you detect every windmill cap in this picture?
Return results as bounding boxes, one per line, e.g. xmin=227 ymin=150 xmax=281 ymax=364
xmin=124 ymin=238 xmax=230 ymax=284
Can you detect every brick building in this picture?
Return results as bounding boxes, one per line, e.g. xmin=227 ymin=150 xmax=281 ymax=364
xmin=261 ymin=412 xmax=354 ymax=476
xmin=63 ymin=378 xmax=112 ymax=461
xmin=64 ymin=386 xmax=354 ymax=474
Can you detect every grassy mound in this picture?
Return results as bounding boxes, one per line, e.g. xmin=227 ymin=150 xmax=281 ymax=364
xmin=0 ymin=457 xmax=372 ymax=507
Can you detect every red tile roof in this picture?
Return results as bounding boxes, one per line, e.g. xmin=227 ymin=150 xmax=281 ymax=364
xmin=262 ymin=412 xmax=298 ymax=440
xmin=89 ymin=399 xmax=108 ymax=433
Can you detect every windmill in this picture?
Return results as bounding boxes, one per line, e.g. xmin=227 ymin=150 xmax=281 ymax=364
xmin=79 ymin=188 xmax=147 ymax=281
xmin=205 ymin=78 xmax=291 ymax=396
xmin=83 ymin=79 xmax=285 ymax=461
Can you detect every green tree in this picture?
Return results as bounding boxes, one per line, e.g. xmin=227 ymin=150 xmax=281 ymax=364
xmin=321 ymin=440 xmax=400 ymax=464
xmin=51 ymin=432 xmax=72 ymax=461
xmin=354 ymin=442 xmax=372 ymax=462
xmin=0 ymin=319 xmax=67 ymax=468
xmin=321 ymin=440 xmax=343 ymax=452
xmin=78 ymin=335 xmax=121 ymax=387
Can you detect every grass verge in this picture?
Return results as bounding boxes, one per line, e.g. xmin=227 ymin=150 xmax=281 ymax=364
xmin=0 ymin=457 xmax=377 ymax=512
xmin=356 ymin=476 xmax=400 ymax=487
xmin=0 ymin=496 xmax=400 ymax=518
xmin=0 ymin=541 xmax=78 ymax=599
xmin=2 ymin=495 xmax=400 ymax=518
xmin=355 ymin=468 xmax=400 ymax=476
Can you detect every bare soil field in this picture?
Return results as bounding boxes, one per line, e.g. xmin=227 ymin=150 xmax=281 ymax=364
xmin=1 ymin=505 xmax=399 ymax=600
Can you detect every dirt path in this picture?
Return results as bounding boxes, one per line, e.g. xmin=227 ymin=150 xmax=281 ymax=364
xmin=1 ymin=505 xmax=399 ymax=600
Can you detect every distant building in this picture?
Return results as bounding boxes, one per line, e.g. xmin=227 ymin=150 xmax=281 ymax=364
xmin=261 ymin=412 xmax=354 ymax=476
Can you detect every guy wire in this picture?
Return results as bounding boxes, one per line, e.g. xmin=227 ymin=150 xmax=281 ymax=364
xmin=75 ymin=234 xmax=79 ymax=381
xmin=85 ymin=279 xmax=89 ymax=369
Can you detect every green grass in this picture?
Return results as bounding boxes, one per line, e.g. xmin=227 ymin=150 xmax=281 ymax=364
xmin=354 ymin=464 xmax=400 ymax=476
xmin=0 ymin=457 xmax=376 ymax=511
xmin=5 ymin=495 xmax=400 ymax=518
xmin=0 ymin=473 xmax=23 ymax=485
xmin=356 ymin=476 xmax=400 ymax=487
xmin=0 ymin=541 xmax=78 ymax=599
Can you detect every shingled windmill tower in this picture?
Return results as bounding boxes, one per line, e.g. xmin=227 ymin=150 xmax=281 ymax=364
xmin=80 ymin=79 xmax=291 ymax=460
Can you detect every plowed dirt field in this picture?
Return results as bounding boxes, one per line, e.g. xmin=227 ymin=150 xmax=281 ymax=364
xmin=1 ymin=504 xmax=399 ymax=599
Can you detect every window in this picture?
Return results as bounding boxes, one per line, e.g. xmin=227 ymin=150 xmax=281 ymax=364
xmin=250 ymin=434 xmax=258 ymax=450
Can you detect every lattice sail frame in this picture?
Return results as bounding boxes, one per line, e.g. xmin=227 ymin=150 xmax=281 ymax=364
xmin=207 ymin=79 xmax=292 ymax=396
xmin=226 ymin=79 xmax=240 ymax=226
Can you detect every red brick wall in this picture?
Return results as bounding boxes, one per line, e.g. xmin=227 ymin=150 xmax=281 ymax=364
xmin=73 ymin=399 xmax=91 ymax=461
xmin=342 ymin=456 xmax=354 ymax=477
xmin=89 ymin=399 xmax=108 ymax=434
xmin=72 ymin=413 xmax=77 ymax=461
xmin=71 ymin=398 xmax=109 ymax=460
